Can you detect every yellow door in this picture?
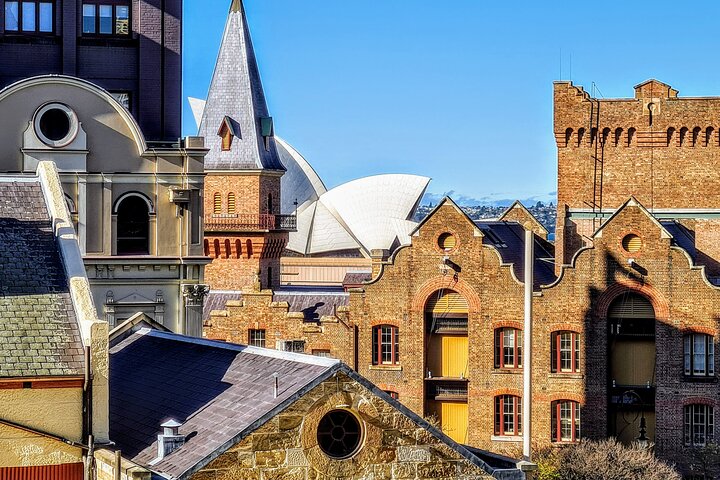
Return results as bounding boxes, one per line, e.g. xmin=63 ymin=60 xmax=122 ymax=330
xmin=441 ymin=401 xmax=469 ymax=444
xmin=441 ymin=336 xmax=468 ymax=378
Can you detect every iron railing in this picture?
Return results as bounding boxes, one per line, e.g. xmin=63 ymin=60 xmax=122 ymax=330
xmin=205 ymin=214 xmax=297 ymax=232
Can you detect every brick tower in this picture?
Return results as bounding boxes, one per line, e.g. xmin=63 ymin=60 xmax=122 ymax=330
xmin=199 ymin=0 xmax=294 ymax=292
xmin=554 ymin=79 xmax=720 ymax=277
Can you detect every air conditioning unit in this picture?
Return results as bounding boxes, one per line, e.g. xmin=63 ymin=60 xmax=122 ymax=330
xmin=276 ymin=340 xmax=305 ymax=353
xmin=169 ymin=187 xmax=191 ymax=203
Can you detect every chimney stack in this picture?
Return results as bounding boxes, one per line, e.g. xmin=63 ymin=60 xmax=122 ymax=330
xmin=157 ymin=419 xmax=185 ymax=459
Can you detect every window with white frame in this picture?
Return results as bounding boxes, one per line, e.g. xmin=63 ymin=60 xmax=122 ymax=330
xmin=684 ymin=333 xmax=715 ymax=377
xmin=551 ymin=331 xmax=580 ymax=373
xmin=551 ymin=400 xmax=580 ymax=443
xmin=494 ymin=327 xmax=522 ymax=369
xmin=494 ymin=395 xmax=521 ymax=436
xmin=684 ymin=404 xmax=714 ymax=446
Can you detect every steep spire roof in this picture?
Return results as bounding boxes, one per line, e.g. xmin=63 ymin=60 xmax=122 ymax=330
xmin=199 ymin=0 xmax=284 ymax=171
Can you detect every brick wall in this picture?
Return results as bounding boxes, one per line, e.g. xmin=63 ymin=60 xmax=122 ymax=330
xmin=554 ymin=79 xmax=720 ymax=271
xmin=205 ymin=291 xmax=355 ymax=366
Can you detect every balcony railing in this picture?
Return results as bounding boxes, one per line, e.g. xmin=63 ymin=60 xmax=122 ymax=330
xmin=205 ymin=214 xmax=297 ymax=232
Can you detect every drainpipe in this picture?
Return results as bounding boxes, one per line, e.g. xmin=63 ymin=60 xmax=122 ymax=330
xmin=523 ymin=228 xmax=533 ymax=461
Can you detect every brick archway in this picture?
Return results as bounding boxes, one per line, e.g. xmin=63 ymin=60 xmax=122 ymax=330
xmin=594 ymin=280 xmax=669 ymax=322
xmin=411 ymin=275 xmax=481 ymax=314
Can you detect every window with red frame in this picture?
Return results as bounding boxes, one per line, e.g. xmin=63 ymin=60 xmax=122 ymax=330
xmin=551 ymin=400 xmax=580 ymax=442
xmin=383 ymin=390 xmax=399 ymax=400
xmin=551 ymin=331 xmax=580 ymax=373
xmin=494 ymin=395 xmax=521 ymax=436
xmin=494 ymin=327 xmax=522 ymax=369
xmin=372 ymin=325 xmax=399 ymax=365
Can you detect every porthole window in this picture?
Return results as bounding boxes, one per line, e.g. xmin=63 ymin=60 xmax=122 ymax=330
xmin=316 ymin=409 xmax=362 ymax=459
xmin=33 ymin=103 xmax=79 ymax=148
xmin=622 ymin=233 xmax=642 ymax=253
xmin=438 ymin=232 xmax=457 ymax=251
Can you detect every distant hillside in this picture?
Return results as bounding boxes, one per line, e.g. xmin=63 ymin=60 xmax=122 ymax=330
xmin=414 ymin=202 xmax=557 ymax=239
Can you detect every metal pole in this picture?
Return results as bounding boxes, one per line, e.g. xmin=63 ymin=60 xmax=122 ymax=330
xmin=523 ymin=228 xmax=534 ymax=460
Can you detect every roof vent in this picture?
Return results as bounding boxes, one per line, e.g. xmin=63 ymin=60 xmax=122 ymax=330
xmin=157 ymin=419 xmax=185 ymax=459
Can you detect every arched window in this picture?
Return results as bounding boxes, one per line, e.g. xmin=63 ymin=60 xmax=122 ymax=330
xmin=551 ymin=400 xmax=580 ymax=443
xmin=614 ymin=127 xmax=623 ymax=146
xmin=564 ymin=128 xmax=573 ymax=147
xmin=684 ymin=404 xmax=714 ymax=446
xmin=203 ymin=239 xmax=209 ymax=256
xmin=227 ymin=192 xmax=236 ymax=214
xmin=372 ymin=325 xmax=399 ymax=365
xmin=706 ymin=127 xmax=715 ymax=146
xmin=667 ymin=127 xmax=675 ymax=147
xmin=627 ymin=127 xmax=636 ymax=146
xmin=224 ymin=239 xmax=231 ymax=259
xmin=601 ymin=127 xmax=610 ymax=146
xmin=494 ymin=327 xmax=522 ymax=369
xmin=213 ymin=239 xmax=221 ymax=258
xmin=245 ymin=239 xmax=253 ymax=258
xmin=680 ymin=127 xmax=688 ymax=146
xmin=551 ymin=331 xmax=580 ymax=373
xmin=213 ymin=192 xmax=221 ymax=214
xmin=577 ymin=127 xmax=585 ymax=147
xmin=235 ymin=239 xmax=242 ymax=259
xmin=692 ymin=127 xmax=701 ymax=146
xmin=116 ymin=195 xmax=150 ymax=255
xmin=494 ymin=395 xmax=521 ymax=436
xmin=684 ymin=333 xmax=715 ymax=377
xmin=590 ymin=127 xmax=598 ymax=145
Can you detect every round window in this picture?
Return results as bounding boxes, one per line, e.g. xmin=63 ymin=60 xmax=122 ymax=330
xmin=33 ymin=103 xmax=79 ymax=148
xmin=622 ymin=233 xmax=642 ymax=253
xmin=316 ymin=409 xmax=362 ymax=459
xmin=438 ymin=232 xmax=457 ymax=251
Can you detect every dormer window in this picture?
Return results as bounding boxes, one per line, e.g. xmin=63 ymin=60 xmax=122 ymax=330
xmin=260 ymin=116 xmax=273 ymax=151
xmin=218 ymin=116 xmax=240 ymax=152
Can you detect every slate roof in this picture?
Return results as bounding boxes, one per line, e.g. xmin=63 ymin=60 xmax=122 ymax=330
xmin=273 ymin=286 xmax=349 ymax=321
xmin=0 ymin=180 xmax=84 ymax=377
xmin=198 ymin=0 xmax=284 ymax=171
xmin=477 ymin=221 xmax=557 ymax=288
xmin=110 ymin=328 xmax=525 ymax=480
xmin=202 ymin=290 xmax=242 ymax=322
xmin=109 ymin=328 xmax=338 ymax=478
xmin=660 ymin=220 xmax=696 ymax=261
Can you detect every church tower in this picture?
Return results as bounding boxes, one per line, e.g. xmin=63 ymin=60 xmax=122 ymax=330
xmin=199 ymin=0 xmax=294 ymax=292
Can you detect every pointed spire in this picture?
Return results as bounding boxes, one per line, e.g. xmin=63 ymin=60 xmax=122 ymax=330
xmin=199 ymin=0 xmax=284 ymax=171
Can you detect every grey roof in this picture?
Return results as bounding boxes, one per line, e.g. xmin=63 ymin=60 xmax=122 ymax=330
xmin=202 ymin=291 xmax=242 ymax=321
xmin=110 ymin=328 xmax=524 ymax=480
xmin=342 ymin=272 xmax=372 ymax=288
xmin=109 ymin=328 xmax=338 ymax=479
xmin=272 ymin=286 xmax=349 ymax=321
xmin=0 ymin=180 xmax=84 ymax=377
xmin=477 ymin=221 xmax=557 ymax=288
xmin=198 ymin=0 xmax=284 ymax=171
xmin=660 ymin=220 xmax=696 ymax=261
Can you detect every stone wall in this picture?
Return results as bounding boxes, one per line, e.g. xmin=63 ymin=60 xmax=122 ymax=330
xmin=192 ymin=372 xmax=495 ymax=480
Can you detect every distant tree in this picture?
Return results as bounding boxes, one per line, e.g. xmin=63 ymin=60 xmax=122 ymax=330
xmin=553 ymin=439 xmax=680 ymax=480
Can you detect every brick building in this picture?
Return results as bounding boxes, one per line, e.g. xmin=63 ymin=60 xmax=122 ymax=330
xmin=205 ymin=79 xmax=720 ymax=477
xmin=198 ymin=0 xmax=294 ymax=293
xmin=0 ymin=0 xmax=181 ymax=140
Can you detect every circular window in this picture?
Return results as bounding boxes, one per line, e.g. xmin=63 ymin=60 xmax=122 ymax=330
xmin=33 ymin=103 xmax=79 ymax=148
xmin=622 ymin=233 xmax=642 ymax=253
xmin=438 ymin=232 xmax=457 ymax=251
xmin=316 ymin=409 xmax=362 ymax=459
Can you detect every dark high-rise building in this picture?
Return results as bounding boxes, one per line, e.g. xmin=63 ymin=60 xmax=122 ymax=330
xmin=0 ymin=0 xmax=181 ymax=140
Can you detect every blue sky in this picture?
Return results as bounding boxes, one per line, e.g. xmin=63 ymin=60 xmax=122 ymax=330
xmin=183 ymin=1 xmax=720 ymax=205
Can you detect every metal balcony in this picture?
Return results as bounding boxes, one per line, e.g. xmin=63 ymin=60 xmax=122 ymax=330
xmin=205 ymin=214 xmax=297 ymax=232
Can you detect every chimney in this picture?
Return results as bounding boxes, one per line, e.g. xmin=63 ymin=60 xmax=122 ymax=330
xmin=157 ymin=419 xmax=185 ymax=459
